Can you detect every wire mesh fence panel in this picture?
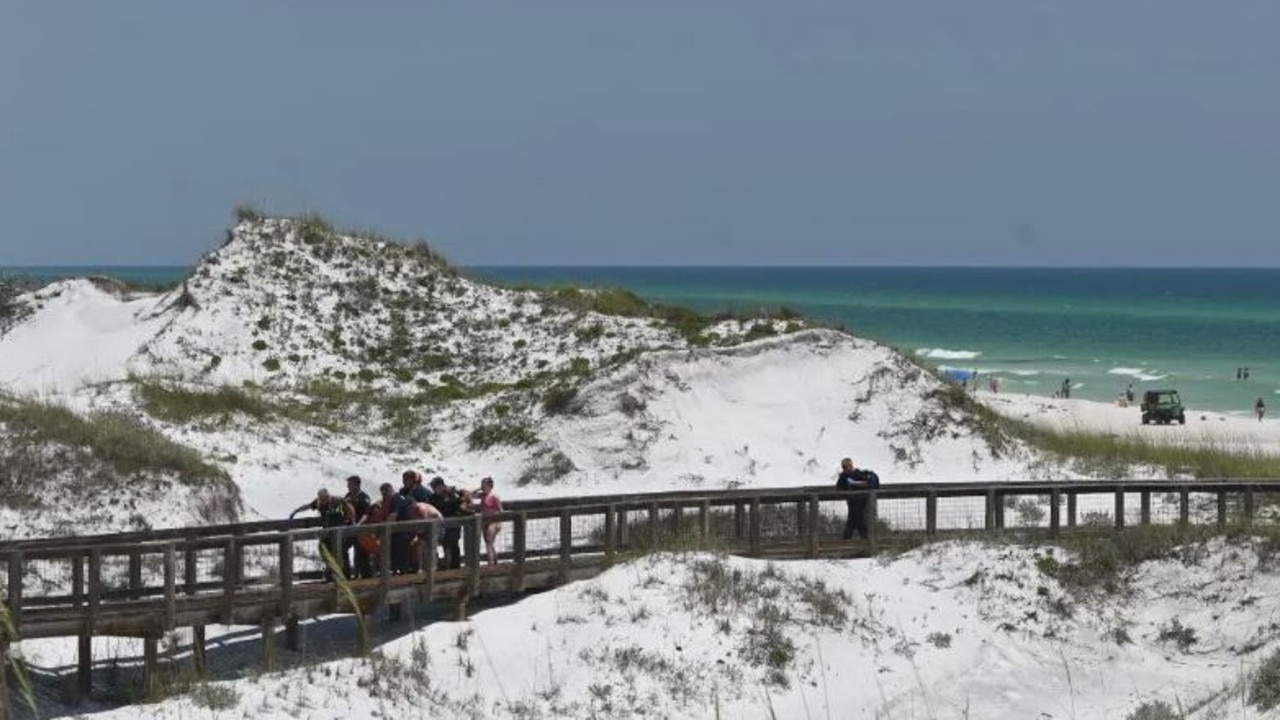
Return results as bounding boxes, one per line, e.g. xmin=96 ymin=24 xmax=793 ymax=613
xmin=1150 ymin=491 xmax=1184 ymax=525
xmin=816 ymin=499 xmax=852 ymax=537
xmin=524 ymin=516 xmax=562 ymax=557
xmin=1188 ymin=491 xmax=1223 ymax=525
xmin=877 ymin=496 xmax=926 ymax=533
xmin=936 ymin=495 xmax=988 ymax=532
xmin=20 ymin=556 xmax=76 ymax=599
xmin=1257 ymin=491 xmax=1280 ymax=526
xmin=190 ymin=546 xmax=226 ymax=586
xmin=292 ymin=536 xmax=326 ymax=578
xmin=757 ymin=500 xmax=802 ymax=542
xmin=241 ymin=543 xmax=280 ymax=584
xmin=999 ymin=493 xmax=1050 ymax=530
xmin=97 ymin=554 xmax=133 ymax=594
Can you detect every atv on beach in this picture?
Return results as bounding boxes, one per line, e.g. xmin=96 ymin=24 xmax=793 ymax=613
xmin=1141 ymin=389 xmax=1186 ymax=425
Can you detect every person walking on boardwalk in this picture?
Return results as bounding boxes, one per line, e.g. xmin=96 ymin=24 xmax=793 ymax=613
xmin=344 ymin=476 xmax=374 ymax=578
xmin=1257 ymin=397 xmax=1266 ymax=422
xmin=836 ymin=458 xmax=876 ymax=540
xmin=474 ymin=477 xmax=504 ymax=565
xmin=289 ymin=488 xmax=355 ymax=579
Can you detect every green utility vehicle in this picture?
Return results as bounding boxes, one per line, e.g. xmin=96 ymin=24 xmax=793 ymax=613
xmin=1141 ymin=389 xmax=1186 ymax=425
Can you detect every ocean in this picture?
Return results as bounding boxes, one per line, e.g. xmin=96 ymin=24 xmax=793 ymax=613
xmin=6 ymin=265 xmax=1278 ymax=415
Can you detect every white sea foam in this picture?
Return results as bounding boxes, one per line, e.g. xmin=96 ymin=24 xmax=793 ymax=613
xmin=1008 ymin=369 xmax=1042 ymax=377
xmin=916 ymin=348 xmax=981 ymax=360
xmin=1107 ymin=367 xmax=1167 ymax=382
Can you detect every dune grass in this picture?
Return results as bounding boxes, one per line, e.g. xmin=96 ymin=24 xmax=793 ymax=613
xmin=0 ymin=394 xmax=227 ymax=484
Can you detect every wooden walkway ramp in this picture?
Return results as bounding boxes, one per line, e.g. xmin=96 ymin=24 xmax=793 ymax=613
xmin=2 ymin=479 xmax=1278 ymax=717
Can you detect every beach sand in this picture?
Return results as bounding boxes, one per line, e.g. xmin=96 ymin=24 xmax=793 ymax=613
xmin=980 ymin=389 xmax=1280 ymax=455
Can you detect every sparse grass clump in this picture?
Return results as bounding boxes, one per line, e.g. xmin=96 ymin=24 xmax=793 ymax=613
xmin=190 ymin=682 xmax=240 ymax=710
xmin=1127 ymin=700 xmax=1181 ymax=720
xmin=1249 ymin=647 xmax=1280 ymax=711
xmin=542 ymin=385 xmax=581 ymax=415
xmin=233 ymin=204 xmax=265 ymax=223
xmin=467 ymin=421 xmax=538 ymax=451
xmin=1038 ymin=525 xmax=1216 ymax=595
xmin=0 ymin=394 xmax=227 ymax=484
xmin=138 ymin=382 xmax=273 ymax=424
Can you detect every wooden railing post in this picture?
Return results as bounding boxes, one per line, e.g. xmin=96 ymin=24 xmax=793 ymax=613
xmin=279 ymin=536 xmax=294 ymax=619
xmin=748 ymin=498 xmax=762 ymax=555
xmin=1217 ymin=491 xmax=1227 ymax=528
xmin=984 ymin=489 xmax=997 ymax=532
xmin=1115 ymin=488 xmax=1126 ymax=530
xmin=1179 ymin=488 xmax=1190 ymax=527
xmin=699 ymin=500 xmax=712 ymax=544
xmin=221 ymin=537 xmax=237 ymax=623
xmin=734 ymin=502 xmax=747 ymax=542
xmin=806 ymin=494 xmax=821 ymax=558
xmin=867 ymin=491 xmax=879 ymax=552
xmin=72 ymin=555 xmax=85 ymax=608
xmin=1244 ymin=487 xmax=1255 ymax=527
xmin=559 ymin=510 xmax=573 ymax=584
xmin=647 ymin=503 xmax=660 ymax=549
xmin=604 ymin=505 xmax=617 ymax=563
xmin=88 ymin=548 xmax=101 ymax=633
xmin=467 ymin=515 xmax=482 ymax=597
xmin=796 ymin=500 xmax=807 ymax=542
xmin=184 ymin=546 xmax=198 ymax=595
xmin=1049 ymin=488 xmax=1061 ymax=539
xmin=423 ymin=523 xmax=439 ymax=599
xmin=6 ymin=550 xmax=23 ymax=632
xmin=379 ymin=522 xmax=393 ymax=604
xmin=163 ymin=543 xmax=177 ymax=630
xmin=128 ymin=551 xmax=143 ymax=600
xmin=926 ymin=490 xmax=938 ymax=538
xmin=513 ymin=513 xmax=528 ymax=592
xmin=1140 ymin=491 xmax=1151 ymax=526
xmin=1067 ymin=491 xmax=1077 ymax=528
xmin=617 ymin=507 xmax=630 ymax=550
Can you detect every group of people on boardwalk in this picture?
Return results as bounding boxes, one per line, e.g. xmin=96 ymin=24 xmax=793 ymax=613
xmin=289 ymin=472 xmax=503 ymax=579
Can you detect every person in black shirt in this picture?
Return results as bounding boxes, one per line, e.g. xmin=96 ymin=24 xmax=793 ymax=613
xmin=344 ymin=476 xmax=374 ymax=578
xmin=835 ymin=458 xmax=872 ymax=540
xmin=289 ymin=489 xmax=355 ymax=578
xmin=427 ymin=476 xmax=471 ymax=569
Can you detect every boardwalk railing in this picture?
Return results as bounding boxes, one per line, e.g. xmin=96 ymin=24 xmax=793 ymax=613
xmin=1 ymin=479 xmax=1279 ymax=715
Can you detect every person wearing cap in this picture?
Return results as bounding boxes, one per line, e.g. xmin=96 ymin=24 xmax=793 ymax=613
xmin=427 ymin=477 xmax=470 ymax=570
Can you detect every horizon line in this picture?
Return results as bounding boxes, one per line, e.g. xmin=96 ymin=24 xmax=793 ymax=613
xmin=8 ymin=263 xmax=1280 ymax=271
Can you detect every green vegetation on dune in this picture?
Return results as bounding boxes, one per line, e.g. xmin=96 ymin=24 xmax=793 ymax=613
xmin=0 ymin=394 xmax=230 ymax=493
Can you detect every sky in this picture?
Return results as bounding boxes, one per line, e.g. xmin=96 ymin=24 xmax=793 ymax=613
xmin=2 ymin=1 xmax=1279 ymax=267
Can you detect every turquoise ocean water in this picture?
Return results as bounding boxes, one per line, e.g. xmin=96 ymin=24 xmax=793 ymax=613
xmin=6 ymin=265 xmax=1279 ymax=415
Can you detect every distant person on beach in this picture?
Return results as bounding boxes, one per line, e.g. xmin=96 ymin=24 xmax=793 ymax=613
xmin=1245 ymin=368 xmax=1251 ymax=381
xmin=1238 ymin=368 xmax=1243 ymax=381
xmin=989 ymin=376 xmax=999 ymax=394
xmin=1061 ymin=378 xmax=1071 ymax=399
xmin=1257 ymin=397 xmax=1266 ymax=422
xmin=1125 ymin=383 xmax=1135 ymax=403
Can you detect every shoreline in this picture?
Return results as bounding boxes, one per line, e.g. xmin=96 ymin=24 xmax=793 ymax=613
xmin=978 ymin=389 xmax=1280 ymax=455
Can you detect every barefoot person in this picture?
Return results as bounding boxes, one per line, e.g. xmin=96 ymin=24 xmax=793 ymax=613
xmin=1257 ymin=397 xmax=1266 ymax=422
xmin=474 ymin=477 xmax=504 ymax=565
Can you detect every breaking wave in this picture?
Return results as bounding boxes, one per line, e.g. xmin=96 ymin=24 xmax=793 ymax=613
xmin=916 ymin=348 xmax=981 ymax=360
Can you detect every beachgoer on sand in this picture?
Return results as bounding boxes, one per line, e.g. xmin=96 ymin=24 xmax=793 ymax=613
xmin=1125 ymin=383 xmax=1135 ymax=403
xmin=1257 ymin=397 xmax=1266 ymax=422
xmin=1061 ymin=378 xmax=1071 ymax=399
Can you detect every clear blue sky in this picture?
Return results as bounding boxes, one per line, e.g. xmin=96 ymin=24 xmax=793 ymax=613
xmin=2 ymin=2 xmax=1278 ymax=266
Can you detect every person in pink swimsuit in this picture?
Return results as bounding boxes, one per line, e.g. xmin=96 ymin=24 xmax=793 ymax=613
xmin=474 ymin=477 xmax=503 ymax=565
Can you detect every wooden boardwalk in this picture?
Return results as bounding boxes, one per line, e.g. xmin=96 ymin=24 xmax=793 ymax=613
xmin=2 ymin=478 xmax=1279 ymax=716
